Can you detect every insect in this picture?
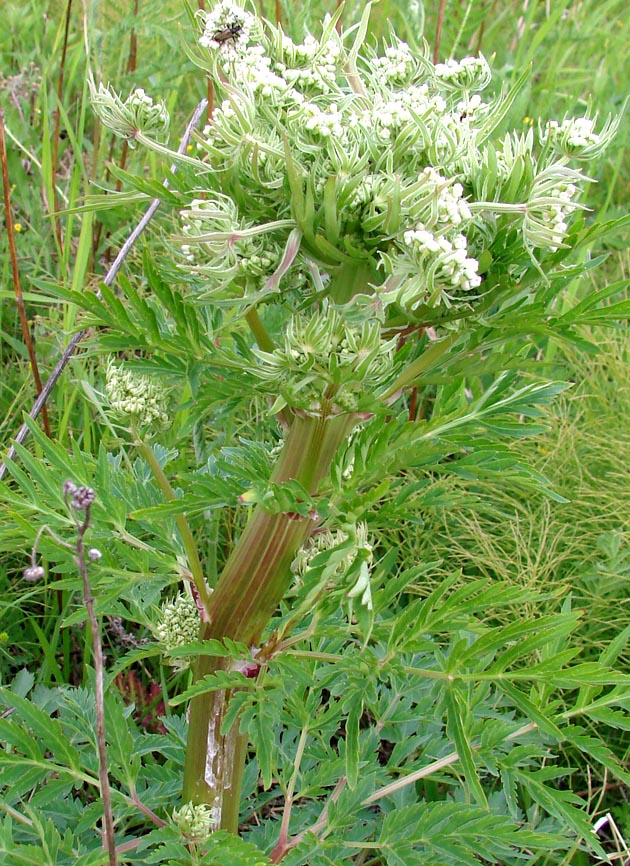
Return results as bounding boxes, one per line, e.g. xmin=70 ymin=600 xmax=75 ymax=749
xmin=212 ymin=22 xmax=243 ymax=45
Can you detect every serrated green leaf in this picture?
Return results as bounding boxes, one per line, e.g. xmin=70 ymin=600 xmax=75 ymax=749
xmin=0 ymin=690 xmax=81 ymax=772
xmin=444 ymin=689 xmax=487 ymax=807
xmin=169 ymin=670 xmax=255 ymax=707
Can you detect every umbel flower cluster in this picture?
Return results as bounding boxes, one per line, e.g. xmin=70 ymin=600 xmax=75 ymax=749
xmin=164 ymin=1 xmax=617 ymax=323
xmin=89 ymin=81 xmax=169 ymax=145
xmin=105 ymin=361 xmax=170 ymax=430
xmin=251 ymin=304 xmax=398 ymax=413
xmin=88 ymin=2 xmax=619 ymax=416
xmin=154 ymin=592 xmax=200 ymax=670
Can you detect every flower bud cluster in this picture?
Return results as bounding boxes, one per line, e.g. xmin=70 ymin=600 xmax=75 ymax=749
xmin=173 ymin=801 xmax=217 ymax=839
xmin=155 ymin=593 xmax=200 ymax=669
xmin=292 ymin=522 xmax=374 ymax=609
xmin=380 ymin=223 xmax=481 ymax=310
xmin=540 ymin=115 xmax=615 ymax=159
xmin=526 ymin=182 xmax=579 ymax=252
xmin=63 ymin=481 xmax=96 ymax=512
xmin=370 ymin=40 xmax=416 ymax=84
xmin=417 ymin=167 xmax=473 ymax=228
xmin=301 ymin=101 xmax=345 ymax=139
xmin=357 ymin=85 xmax=447 ymax=145
xmin=230 ymin=47 xmax=289 ymax=97
xmin=523 ymin=164 xmax=585 ymax=251
xmin=179 ymin=196 xmax=241 ymax=273
xmin=251 ymin=306 xmax=397 ymax=413
xmin=180 ymin=197 xmax=283 ymax=291
xmin=89 ymin=82 xmax=169 ymax=145
xmin=400 ymin=227 xmax=481 ymax=305
xmin=274 ymin=33 xmax=342 ymax=93
xmin=106 ymin=361 xmax=169 ymax=429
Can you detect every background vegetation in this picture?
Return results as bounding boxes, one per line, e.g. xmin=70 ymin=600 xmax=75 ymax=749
xmin=1 ymin=0 xmax=629 ymax=862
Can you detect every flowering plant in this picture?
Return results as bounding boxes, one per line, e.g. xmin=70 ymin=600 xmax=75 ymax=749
xmin=85 ymin=0 xmax=629 ymax=849
xmin=1 ymin=3 xmax=627 ymax=865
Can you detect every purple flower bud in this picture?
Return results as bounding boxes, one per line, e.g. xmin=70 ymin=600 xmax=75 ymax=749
xmin=24 ymin=565 xmax=45 ymax=582
xmin=63 ymin=480 xmax=78 ymax=497
xmin=88 ymin=548 xmax=102 ymax=561
xmin=71 ymin=486 xmax=96 ymax=511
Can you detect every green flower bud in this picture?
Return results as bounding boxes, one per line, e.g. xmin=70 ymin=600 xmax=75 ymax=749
xmin=154 ymin=593 xmax=200 ymax=670
xmin=251 ymin=305 xmax=397 ymax=413
xmin=105 ymin=361 xmax=170 ymax=430
xmin=173 ymin=801 xmax=216 ymax=839
xmin=292 ymin=522 xmax=374 ymax=609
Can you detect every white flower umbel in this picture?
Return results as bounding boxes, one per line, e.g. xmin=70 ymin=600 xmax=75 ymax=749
xmin=358 ymin=86 xmax=447 ymax=146
xmin=433 ymin=55 xmax=492 ymax=92
xmin=370 ymin=40 xmax=416 ymax=85
xmin=408 ymin=167 xmax=474 ymax=229
xmin=155 ymin=593 xmax=200 ymax=670
xmin=198 ymin=1 xmax=254 ymax=58
xmin=105 ymin=361 xmax=169 ymax=429
xmin=390 ymin=224 xmax=481 ymax=309
xmin=273 ymin=31 xmax=343 ymax=94
xmin=540 ymin=114 xmax=621 ymax=160
xmin=230 ymin=47 xmax=289 ymax=98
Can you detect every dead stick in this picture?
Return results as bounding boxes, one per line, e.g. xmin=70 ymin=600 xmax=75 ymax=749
xmin=433 ymin=0 xmax=446 ymax=64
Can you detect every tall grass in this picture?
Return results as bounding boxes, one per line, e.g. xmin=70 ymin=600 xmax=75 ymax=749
xmin=397 ymin=322 xmax=630 ymax=665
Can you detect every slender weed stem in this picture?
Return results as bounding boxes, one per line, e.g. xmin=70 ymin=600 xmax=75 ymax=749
xmin=0 ymin=110 xmax=51 ymax=438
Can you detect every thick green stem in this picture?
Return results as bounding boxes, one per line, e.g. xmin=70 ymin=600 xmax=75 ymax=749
xmin=182 ymin=410 xmax=356 ymax=827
